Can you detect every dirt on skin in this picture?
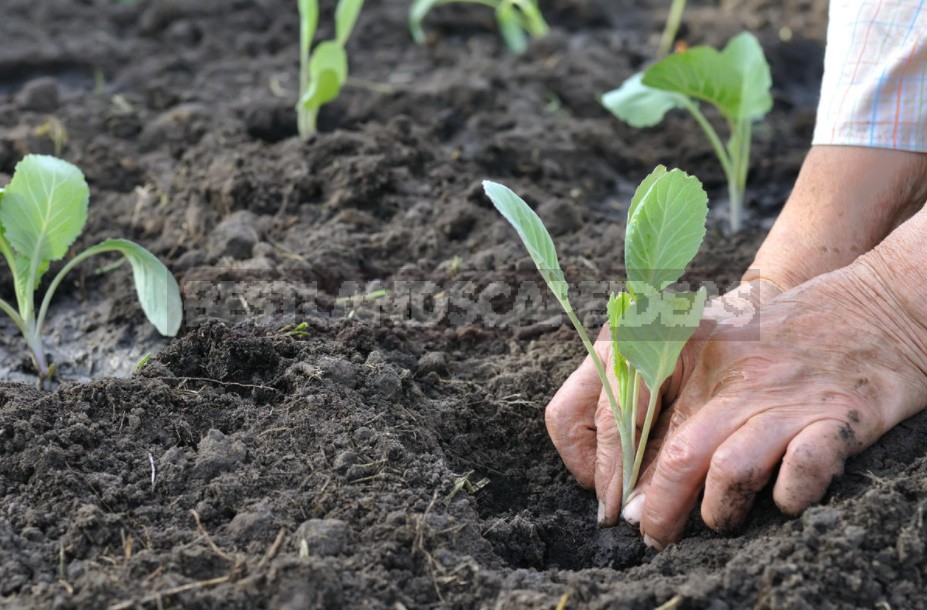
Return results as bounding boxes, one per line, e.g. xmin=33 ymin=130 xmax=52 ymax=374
xmin=1 ymin=0 xmax=926 ymax=608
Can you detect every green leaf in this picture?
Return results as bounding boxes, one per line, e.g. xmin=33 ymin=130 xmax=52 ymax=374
xmin=496 ymin=3 xmax=528 ymax=55
xmin=300 ymin=42 xmax=349 ymax=110
xmin=335 ymin=0 xmax=364 ymax=46
xmin=615 ymin=288 xmax=706 ymax=392
xmin=0 ymin=154 xmax=88 ymax=264
xmin=409 ymin=0 xmax=441 ymax=43
xmin=625 ymin=168 xmax=707 ymax=296
xmin=298 ymin=0 xmax=319 ymax=58
xmin=627 ymin=164 xmax=667 ymax=220
xmin=483 ymin=181 xmax=569 ymax=303
xmin=641 ymin=33 xmax=771 ymax=121
xmin=642 ymin=47 xmax=741 ymax=118
xmin=75 ymin=239 xmax=182 ymax=336
xmin=721 ymin=32 xmax=772 ymax=119
xmin=601 ymin=73 xmax=689 ymax=128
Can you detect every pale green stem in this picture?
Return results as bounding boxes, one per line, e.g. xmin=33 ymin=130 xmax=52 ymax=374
xmin=627 ymin=387 xmax=661 ymax=502
xmin=623 ymin=368 xmax=642 ymax=500
xmin=565 ymin=308 xmax=620 ymax=417
xmin=726 ymin=118 xmax=751 ymax=233
xmin=35 ymin=248 xmax=101 ymax=339
xmin=0 ymin=296 xmax=28 ymax=338
xmin=629 ymin=369 xmax=641 ymax=449
xmin=683 ymin=101 xmax=735 ymax=179
xmin=658 ymin=0 xmax=686 ymax=56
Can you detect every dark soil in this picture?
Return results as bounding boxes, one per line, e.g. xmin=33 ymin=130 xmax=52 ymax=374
xmin=2 ymin=0 xmax=926 ymax=608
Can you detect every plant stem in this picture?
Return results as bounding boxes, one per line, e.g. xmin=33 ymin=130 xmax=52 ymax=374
xmin=622 ymin=368 xmax=642 ymax=500
xmin=683 ymin=101 xmax=735 ymax=179
xmin=565 ymin=309 xmax=620 ymax=418
xmin=35 ymin=248 xmax=99 ymax=340
xmin=0 ymin=296 xmax=28 ymax=338
xmin=726 ymin=118 xmax=751 ymax=233
xmin=658 ymin=0 xmax=686 ymax=56
xmin=627 ymin=387 xmax=660 ymax=502
xmin=727 ymin=180 xmax=744 ymax=234
xmin=629 ymin=369 xmax=641 ymax=449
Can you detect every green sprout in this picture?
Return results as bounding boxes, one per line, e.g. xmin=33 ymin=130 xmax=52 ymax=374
xmin=658 ymin=0 xmax=687 ymax=56
xmin=409 ymin=0 xmax=549 ymax=55
xmin=0 ymin=155 xmax=182 ymax=381
xmin=484 ymin=166 xmax=708 ymax=508
xmin=601 ymin=32 xmax=771 ymax=233
xmin=297 ymin=0 xmax=365 ymax=138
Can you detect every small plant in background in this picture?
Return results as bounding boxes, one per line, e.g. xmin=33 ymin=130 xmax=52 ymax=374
xmin=0 ymin=155 xmax=182 ymax=381
xmin=33 ymin=117 xmax=69 ymax=156
xmin=601 ymin=32 xmax=771 ymax=233
xmin=410 ymin=0 xmax=549 ymax=55
xmin=297 ymin=0 xmax=365 ymax=138
xmin=484 ymin=166 xmax=708 ymax=508
xmin=658 ymin=0 xmax=687 ymax=56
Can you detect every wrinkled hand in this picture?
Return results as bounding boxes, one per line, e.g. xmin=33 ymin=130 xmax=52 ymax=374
xmin=545 ymin=279 xmax=782 ymax=527
xmin=628 ymin=261 xmax=927 ymax=548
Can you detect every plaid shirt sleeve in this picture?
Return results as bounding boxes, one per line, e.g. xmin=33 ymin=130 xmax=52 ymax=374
xmin=813 ymin=0 xmax=927 ymax=152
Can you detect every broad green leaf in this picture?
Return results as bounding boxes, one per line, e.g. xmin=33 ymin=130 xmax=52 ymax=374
xmin=298 ymin=0 xmax=319 ymax=59
xmin=642 ymin=47 xmax=742 ymax=119
xmin=496 ymin=4 xmax=529 ymax=55
xmin=76 ymin=239 xmax=182 ymax=336
xmin=625 ymin=169 xmax=707 ymax=296
xmin=627 ymin=164 xmax=667 ymax=220
xmin=0 ymin=155 xmax=89 ymax=283
xmin=615 ymin=288 xmax=706 ymax=392
xmin=721 ymin=32 xmax=772 ymax=119
xmin=335 ymin=0 xmax=365 ymax=46
xmin=409 ymin=0 xmax=442 ymax=43
xmin=483 ymin=181 xmax=569 ymax=303
xmin=601 ymin=73 xmax=689 ymax=128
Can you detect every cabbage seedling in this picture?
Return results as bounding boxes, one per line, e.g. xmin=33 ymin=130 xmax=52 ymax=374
xmin=297 ymin=0 xmax=365 ymax=137
xmin=601 ymin=32 xmax=771 ymax=233
xmin=484 ymin=166 xmax=708 ymax=508
xmin=409 ymin=0 xmax=548 ymax=55
xmin=0 ymin=155 xmax=182 ymax=380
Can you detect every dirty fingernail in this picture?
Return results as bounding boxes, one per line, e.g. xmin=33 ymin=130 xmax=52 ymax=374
xmin=643 ymin=534 xmax=664 ymax=551
xmin=622 ymin=492 xmax=645 ymax=524
xmin=597 ymin=501 xmax=605 ymax=525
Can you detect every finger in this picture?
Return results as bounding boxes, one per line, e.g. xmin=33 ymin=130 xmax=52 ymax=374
xmin=700 ymin=413 xmax=797 ymax=533
xmin=545 ymin=325 xmax=611 ymax=489
xmin=639 ymin=395 xmax=745 ymax=549
xmin=772 ymin=419 xmax=858 ymax=516
xmin=595 ymin=350 xmax=623 ymax=526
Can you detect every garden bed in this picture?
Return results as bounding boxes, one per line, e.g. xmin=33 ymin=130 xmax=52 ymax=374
xmin=2 ymin=0 xmax=927 ymax=607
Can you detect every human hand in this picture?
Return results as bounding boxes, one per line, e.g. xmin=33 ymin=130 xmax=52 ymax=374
xmin=544 ymin=279 xmax=782 ymax=526
xmin=625 ymin=260 xmax=927 ymax=549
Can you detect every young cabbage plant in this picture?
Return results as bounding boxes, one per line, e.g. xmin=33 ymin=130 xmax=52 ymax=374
xmin=297 ymin=0 xmax=365 ymax=138
xmin=0 ymin=155 xmax=182 ymax=381
xmin=409 ymin=0 xmax=548 ymax=55
xmin=484 ymin=166 xmax=708 ymax=509
xmin=601 ymin=32 xmax=771 ymax=233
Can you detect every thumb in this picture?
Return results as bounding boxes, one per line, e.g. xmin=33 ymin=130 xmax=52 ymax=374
xmin=594 ymin=358 xmax=623 ymax=527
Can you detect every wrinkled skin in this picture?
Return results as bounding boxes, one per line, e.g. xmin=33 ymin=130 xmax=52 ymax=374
xmin=545 ymin=146 xmax=927 ymax=549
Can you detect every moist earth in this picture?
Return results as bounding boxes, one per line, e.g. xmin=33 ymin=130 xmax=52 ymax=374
xmin=1 ymin=0 xmax=926 ymax=608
